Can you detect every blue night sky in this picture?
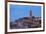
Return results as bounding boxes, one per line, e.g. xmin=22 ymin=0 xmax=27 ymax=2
xmin=10 ymin=4 xmax=41 ymax=21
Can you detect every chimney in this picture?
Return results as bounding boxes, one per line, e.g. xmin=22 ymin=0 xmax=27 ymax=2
xmin=30 ymin=10 xmax=32 ymax=16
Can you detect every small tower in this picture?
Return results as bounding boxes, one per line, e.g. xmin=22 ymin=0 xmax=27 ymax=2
xmin=30 ymin=10 xmax=32 ymax=16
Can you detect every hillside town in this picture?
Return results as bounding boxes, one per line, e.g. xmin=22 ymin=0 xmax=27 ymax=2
xmin=10 ymin=10 xmax=41 ymax=29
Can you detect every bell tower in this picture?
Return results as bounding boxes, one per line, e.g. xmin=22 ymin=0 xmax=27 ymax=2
xmin=30 ymin=10 xmax=32 ymax=16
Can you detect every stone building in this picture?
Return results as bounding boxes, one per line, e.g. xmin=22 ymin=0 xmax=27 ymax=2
xmin=10 ymin=10 xmax=41 ymax=29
